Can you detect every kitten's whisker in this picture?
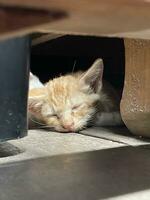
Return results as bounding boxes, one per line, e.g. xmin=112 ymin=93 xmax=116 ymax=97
xmin=30 ymin=118 xmax=47 ymax=126
xmin=72 ymin=60 xmax=77 ymax=73
xmin=39 ymin=125 xmax=56 ymax=131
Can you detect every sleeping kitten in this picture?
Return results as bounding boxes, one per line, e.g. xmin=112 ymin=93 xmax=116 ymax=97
xmin=28 ymin=59 xmax=123 ymax=132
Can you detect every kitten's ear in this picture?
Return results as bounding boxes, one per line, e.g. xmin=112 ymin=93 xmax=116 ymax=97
xmin=80 ymin=58 xmax=104 ymax=93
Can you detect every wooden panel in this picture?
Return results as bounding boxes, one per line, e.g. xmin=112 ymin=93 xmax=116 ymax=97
xmin=0 ymin=1 xmax=150 ymax=39
xmin=121 ymin=39 xmax=150 ymax=137
xmin=0 ymin=6 xmax=66 ymax=40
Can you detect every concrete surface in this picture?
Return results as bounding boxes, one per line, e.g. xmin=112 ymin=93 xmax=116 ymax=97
xmin=81 ymin=126 xmax=150 ymax=146
xmin=1 ymin=144 xmax=150 ymax=200
xmin=0 ymin=127 xmax=150 ymax=200
xmin=0 ymin=129 xmax=124 ymax=164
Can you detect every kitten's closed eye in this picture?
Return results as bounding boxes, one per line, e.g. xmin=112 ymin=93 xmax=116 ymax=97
xmin=72 ymin=104 xmax=81 ymax=110
xmin=47 ymin=114 xmax=59 ymax=119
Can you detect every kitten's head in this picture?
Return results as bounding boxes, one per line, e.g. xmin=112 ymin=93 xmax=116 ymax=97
xmin=29 ymin=58 xmax=103 ymax=132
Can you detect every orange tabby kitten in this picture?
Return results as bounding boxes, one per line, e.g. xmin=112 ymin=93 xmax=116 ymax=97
xmin=28 ymin=59 xmax=123 ymax=132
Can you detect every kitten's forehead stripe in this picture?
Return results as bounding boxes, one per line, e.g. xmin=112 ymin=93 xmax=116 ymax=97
xmin=47 ymin=75 xmax=80 ymax=111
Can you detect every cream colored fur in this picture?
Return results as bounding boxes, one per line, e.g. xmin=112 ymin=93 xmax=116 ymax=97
xmin=28 ymin=59 xmax=123 ymax=132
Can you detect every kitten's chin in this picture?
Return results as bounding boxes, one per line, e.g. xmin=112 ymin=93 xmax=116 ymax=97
xmin=53 ymin=126 xmax=71 ymax=133
xmin=54 ymin=127 xmax=81 ymax=133
xmin=55 ymin=128 xmax=76 ymax=133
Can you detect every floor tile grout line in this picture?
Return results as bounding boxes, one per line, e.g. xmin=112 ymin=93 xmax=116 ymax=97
xmin=79 ymin=132 xmax=131 ymax=146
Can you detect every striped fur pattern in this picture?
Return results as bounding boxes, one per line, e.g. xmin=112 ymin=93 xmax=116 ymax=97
xmin=28 ymin=59 xmax=123 ymax=132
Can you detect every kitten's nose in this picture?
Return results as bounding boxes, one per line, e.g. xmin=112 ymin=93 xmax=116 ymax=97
xmin=63 ymin=122 xmax=74 ymax=131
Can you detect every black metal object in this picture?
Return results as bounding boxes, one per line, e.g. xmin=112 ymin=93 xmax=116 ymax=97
xmin=0 ymin=36 xmax=30 ymax=141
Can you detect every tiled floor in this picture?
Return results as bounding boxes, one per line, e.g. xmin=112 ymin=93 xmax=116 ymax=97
xmin=0 ymin=127 xmax=150 ymax=200
xmin=0 ymin=128 xmax=125 ymax=164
